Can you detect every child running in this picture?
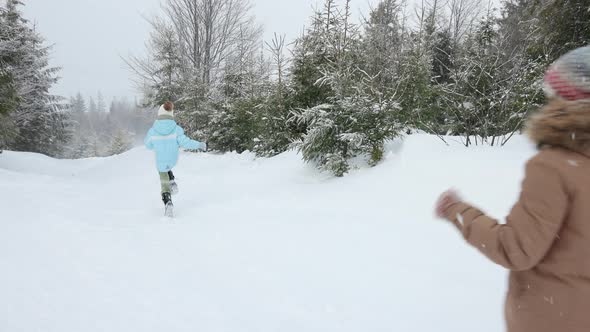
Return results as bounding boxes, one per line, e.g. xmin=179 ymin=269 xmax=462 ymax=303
xmin=144 ymin=101 xmax=206 ymax=217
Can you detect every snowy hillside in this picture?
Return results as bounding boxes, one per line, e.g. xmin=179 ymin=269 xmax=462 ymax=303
xmin=0 ymin=135 xmax=536 ymax=332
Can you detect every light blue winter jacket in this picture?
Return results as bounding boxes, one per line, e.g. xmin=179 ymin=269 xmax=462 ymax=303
xmin=144 ymin=118 xmax=205 ymax=172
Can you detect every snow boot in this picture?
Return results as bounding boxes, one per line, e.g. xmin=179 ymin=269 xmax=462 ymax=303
xmin=162 ymin=192 xmax=174 ymax=218
xmin=168 ymin=171 xmax=179 ymax=195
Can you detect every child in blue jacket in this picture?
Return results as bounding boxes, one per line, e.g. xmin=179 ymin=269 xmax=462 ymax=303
xmin=144 ymin=101 xmax=206 ymax=217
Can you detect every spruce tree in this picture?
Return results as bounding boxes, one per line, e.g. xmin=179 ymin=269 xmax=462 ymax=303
xmin=292 ymin=0 xmax=401 ymax=176
xmin=0 ymin=3 xmax=19 ymax=151
xmin=362 ymin=0 xmax=404 ymax=89
xmin=70 ymin=92 xmax=87 ymax=113
xmin=440 ymin=13 xmax=544 ymax=146
xmin=2 ymin=0 xmax=71 ymax=157
xmin=252 ymin=34 xmax=293 ymax=157
xmin=97 ymin=91 xmax=107 ymax=113
xmin=538 ymin=0 xmax=590 ymax=62
xmin=110 ymin=129 xmax=132 ymax=155
xmin=88 ymin=97 xmax=97 ymax=113
xmin=290 ymin=8 xmax=335 ymax=110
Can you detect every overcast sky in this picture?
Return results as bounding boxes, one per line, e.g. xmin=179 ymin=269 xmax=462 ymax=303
xmin=23 ymin=0 xmax=384 ymax=104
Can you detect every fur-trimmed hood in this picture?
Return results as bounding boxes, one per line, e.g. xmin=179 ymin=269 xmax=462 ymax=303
xmin=526 ymin=99 xmax=590 ymax=157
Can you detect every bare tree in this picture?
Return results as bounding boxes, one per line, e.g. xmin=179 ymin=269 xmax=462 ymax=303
xmin=265 ymin=33 xmax=287 ymax=99
xmin=447 ymin=0 xmax=483 ymax=46
xmin=163 ymin=0 xmax=261 ymax=87
xmin=126 ymin=0 xmax=261 ymax=106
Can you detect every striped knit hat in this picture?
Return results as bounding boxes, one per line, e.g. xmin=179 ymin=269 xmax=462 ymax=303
xmin=544 ymin=46 xmax=590 ymax=101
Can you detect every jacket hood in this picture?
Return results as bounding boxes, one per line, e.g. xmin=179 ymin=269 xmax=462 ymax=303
xmin=153 ymin=119 xmax=177 ymax=135
xmin=526 ymin=99 xmax=590 ymax=157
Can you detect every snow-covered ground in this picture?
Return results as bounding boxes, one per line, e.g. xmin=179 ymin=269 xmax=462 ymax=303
xmin=0 ymin=135 xmax=536 ymax=332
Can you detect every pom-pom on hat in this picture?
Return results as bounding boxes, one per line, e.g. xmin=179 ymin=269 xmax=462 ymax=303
xmin=158 ymin=101 xmax=174 ymax=117
xmin=544 ymin=46 xmax=590 ymax=101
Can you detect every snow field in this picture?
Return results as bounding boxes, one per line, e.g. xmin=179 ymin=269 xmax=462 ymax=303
xmin=0 ymin=134 xmax=536 ymax=332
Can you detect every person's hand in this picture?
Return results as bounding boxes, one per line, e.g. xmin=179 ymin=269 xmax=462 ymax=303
xmin=435 ymin=190 xmax=461 ymax=219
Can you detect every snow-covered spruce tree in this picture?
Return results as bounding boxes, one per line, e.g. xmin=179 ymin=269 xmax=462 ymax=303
xmin=290 ymin=8 xmax=335 ymax=110
xmin=64 ymin=94 xmax=155 ymax=159
xmin=439 ymin=13 xmax=544 ymax=146
xmin=253 ymin=92 xmax=293 ymax=157
xmin=291 ymin=0 xmax=401 ymax=176
xmin=65 ymin=93 xmax=84 ymax=158
xmin=0 ymin=70 xmax=18 ymax=117
xmin=0 ymin=68 xmax=18 ymax=118
xmin=70 ymin=136 xmax=92 ymax=159
xmin=66 ymin=92 xmax=110 ymax=159
xmin=431 ymin=28 xmax=455 ymax=85
xmin=494 ymin=0 xmax=548 ymax=125
xmin=440 ymin=15 xmax=498 ymax=145
xmin=497 ymin=0 xmax=538 ymax=56
xmin=498 ymin=0 xmax=590 ymax=94
xmin=88 ymin=97 xmax=97 ymax=113
xmin=85 ymin=95 xmax=105 ymax=141
xmin=395 ymin=0 xmax=490 ymax=137
xmin=495 ymin=0 xmax=589 ymax=115
xmin=109 ymin=129 xmax=133 ymax=156
xmin=490 ymin=2 xmax=548 ymax=144
xmin=209 ymin=48 xmax=263 ymax=154
xmin=361 ymin=0 xmax=404 ymax=90
xmin=70 ymin=92 xmax=87 ymax=113
xmin=536 ymin=0 xmax=590 ymax=63
xmin=209 ymin=98 xmax=263 ymax=153
xmin=97 ymin=91 xmax=107 ymax=113
xmin=0 ymin=112 xmax=17 ymax=153
xmin=253 ymin=34 xmax=293 ymax=157
xmin=394 ymin=5 xmax=443 ymax=133
xmin=207 ymin=24 xmax=268 ymax=153
xmin=2 ymin=0 xmax=71 ymax=157
xmin=0 ymin=6 xmax=19 ymax=152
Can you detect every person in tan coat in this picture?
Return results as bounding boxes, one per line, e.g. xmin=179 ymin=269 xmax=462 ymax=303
xmin=435 ymin=46 xmax=590 ymax=332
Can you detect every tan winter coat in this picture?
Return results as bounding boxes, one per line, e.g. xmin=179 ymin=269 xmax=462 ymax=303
xmin=444 ymin=99 xmax=590 ymax=332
